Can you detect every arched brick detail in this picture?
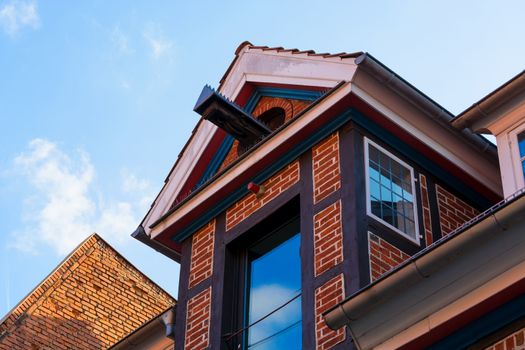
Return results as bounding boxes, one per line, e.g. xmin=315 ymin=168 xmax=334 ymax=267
xmin=217 ymin=97 xmax=312 ymax=171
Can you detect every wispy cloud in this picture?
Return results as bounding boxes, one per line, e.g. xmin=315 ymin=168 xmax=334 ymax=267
xmin=111 ymin=25 xmax=131 ymax=54
xmin=142 ymin=24 xmax=173 ymax=59
xmin=0 ymin=0 xmax=40 ymax=36
xmin=10 ymin=139 xmax=152 ymax=255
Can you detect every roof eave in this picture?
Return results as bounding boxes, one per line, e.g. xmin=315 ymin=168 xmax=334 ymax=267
xmin=452 ymin=70 xmax=525 ymax=132
xmin=323 ymin=189 xmax=525 ymax=349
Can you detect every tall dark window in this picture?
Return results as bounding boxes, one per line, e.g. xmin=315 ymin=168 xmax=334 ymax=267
xmin=246 ymin=225 xmax=301 ymax=349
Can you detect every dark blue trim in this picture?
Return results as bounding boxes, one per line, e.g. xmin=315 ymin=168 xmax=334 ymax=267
xmin=172 ymin=110 xmax=353 ymax=243
xmin=244 ymin=87 xmax=322 ymax=114
xmin=348 ymin=109 xmax=493 ymax=210
xmin=195 ymin=86 xmax=322 ymax=191
xmin=429 ymin=293 xmax=525 ymax=350
xmin=196 ymin=136 xmax=234 ymax=189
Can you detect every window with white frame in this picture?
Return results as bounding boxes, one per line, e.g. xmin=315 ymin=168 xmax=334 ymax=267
xmin=365 ymin=138 xmax=419 ymax=243
xmin=517 ymin=131 xmax=525 ymax=179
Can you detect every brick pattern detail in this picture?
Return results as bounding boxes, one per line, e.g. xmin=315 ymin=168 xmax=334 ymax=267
xmin=368 ymin=232 xmax=411 ymax=282
xmin=225 ymin=161 xmax=300 ymax=230
xmin=315 ymin=274 xmax=345 ymax=349
xmin=219 ymin=97 xmax=310 ymax=171
xmin=436 ymin=184 xmax=479 ymax=236
xmin=419 ymin=174 xmax=433 ymax=245
xmin=0 ymin=234 xmax=175 ymax=350
xmin=189 ymin=220 xmax=215 ymax=288
xmin=485 ymin=327 xmax=525 ymax=350
xmin=312 ymin=133 xmax=341 ymax=203
xmin=185 ymin=287 xmax=212 ymax=350
xmin=314 ymin=200 xmax=343 ymax=276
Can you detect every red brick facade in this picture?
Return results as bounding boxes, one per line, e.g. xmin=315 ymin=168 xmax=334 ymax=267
xmin=312 ymin=133 xmax=341 ymax=203
xmin=314 ymin=200 xmax=343 ymax=277
xmin=225 ymin=161 xmax=300 ymax=230
xmin=436 ymin=185 xmax=479 ymax=236
xmin=189 ymin=220 xmax=215 ymax=288
xmin=0 ymin=234 xmax=175 ymax=350
xmin=219 ymin=97 xmax=311 ymax=171
xmin=420 ymin=174 xmax=433 ymax=245
xmin=368 ymin=232 xmax=411 ymax=282
xmin=315 ymin=274 xmax=346 ymax=349
xmin=184 ymin=287 xmax=212 ymax=350
xmin=485 ymin=328 xmax=525 ymax=350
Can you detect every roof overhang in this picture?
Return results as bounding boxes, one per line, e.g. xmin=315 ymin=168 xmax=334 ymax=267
xmin=452 ymin=70 xmax=525 ymax=134
xmin=323 ymin=191 xmax=525 ymax=350
xmin=135 ymin=45 xmax=502 ymax=261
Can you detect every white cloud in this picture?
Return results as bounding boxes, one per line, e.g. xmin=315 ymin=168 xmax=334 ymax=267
xmin=142 ymin=25 xmax=173 ymax=59
xmin=10 ymin=139 xmax=152 ymax=255
xmin=0 ymin=0 xmax=39 ymax=36
xmin=248 ymin=284 xmax=302 ymax=348
xmin=111 ymin=25 xmax=131 ymax=54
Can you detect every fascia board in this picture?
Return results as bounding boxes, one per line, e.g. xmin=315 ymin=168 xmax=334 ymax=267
xmin=339 ymin=195 xmax=525 ymax=350
xmin=142 ymin=120 xmax=218 ymax=234
xmin=350 ymin=81 xmax=501 ymax=195
xmin=220 ymin=49 xmax=357 ymax=98
xmin=148 ymin=82 xmax=353 ymax=240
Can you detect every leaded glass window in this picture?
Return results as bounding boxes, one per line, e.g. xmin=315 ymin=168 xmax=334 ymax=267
xmin=365 ymin=139 xmax=419 ymax=243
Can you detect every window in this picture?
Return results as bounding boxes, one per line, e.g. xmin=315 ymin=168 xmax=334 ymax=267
xmin=517 ymin=131 xmax=525 ymax=179
xmin=222 ymin=208 xmax=302 ymax=350
xmin=364 ymin=138 xmax=419 ymax=243
xmin=245 ymin=223 xmax=301 ymax=349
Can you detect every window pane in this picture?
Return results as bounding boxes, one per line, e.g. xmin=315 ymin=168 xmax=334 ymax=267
xmin=248 ymin=234 xmax=302 ymax=349
xmin=519 ymin=132 xmax=525 ymax=157
xmin=367 ymin=140 xmax=417 ymax=241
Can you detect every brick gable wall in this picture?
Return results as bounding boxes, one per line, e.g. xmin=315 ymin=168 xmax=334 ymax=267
xmin=436 ymin=184 xmax=479 ymax=236
xmin=225 ymin=161 xmax=300 ymax=230
xmin=368 ymin=232 xmax=411 ymax=282
xmin=219 ymin=97 xmax=311 ymax=171
xmin=0 ymin=234 xmax=175 ymax=350
xmin=485 ymin=327 xmax=525 ymax=350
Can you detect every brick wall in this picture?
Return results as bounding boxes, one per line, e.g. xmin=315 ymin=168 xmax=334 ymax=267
xmin=485 ymin=327 xmax=525 ymax=350
xmin=0 ymin=234 xmax=175 ymax=350
xmin=219 ymin=97 xmax=311 ymax=171
xmin=312 ymin=133 xmax=341 ymax=203
xmin=314 ymin=200 xmax=343 ymax=277
xmin=189 ymin=220 xmax=215 ymax=288
xmin=419 ymin=174 xmax=433 ymax=245
xmin=315 ymin=274 xmax=346 ymax=349
xmin=184 ymin=287 xmax=212 ymax=350
xmin=226 ymin=161 xmax=300 ymax=230
xmin=368 ymin=232 xmax=411 ymax=282
xmin=436 ymin=185 xmax=479 ymax=236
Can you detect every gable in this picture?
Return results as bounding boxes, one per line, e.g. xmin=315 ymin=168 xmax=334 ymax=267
xmin=137 ymin=42 xmax=501 ymax=261
xmin=0 ymin=234 xmax=175 ymax=349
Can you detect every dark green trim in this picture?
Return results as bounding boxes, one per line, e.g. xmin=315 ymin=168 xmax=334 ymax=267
xmin=171 ymin=110 xmax=353 ymax=243
xmin=348 ymin=109 xmax=493 ymax=209
xmin=244 ymin=87 xmax=322 ymax=114
xmin=429 ymin=293 xmax=525 ymax=350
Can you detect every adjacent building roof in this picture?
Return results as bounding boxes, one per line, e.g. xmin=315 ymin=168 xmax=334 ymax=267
xmin=0 ymin=233 xmax=175 ymax=350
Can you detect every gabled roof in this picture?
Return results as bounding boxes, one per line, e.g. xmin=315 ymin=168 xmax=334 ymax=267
xmin=0 ymin=233 xmax=175 ymax=349
xmin=135 ymin=42 xmax=502 ymax=262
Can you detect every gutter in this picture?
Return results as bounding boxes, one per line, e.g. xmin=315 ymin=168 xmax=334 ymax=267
xmin=355 ymin=53 xmax=497 ymax=158
xmin=452 ymin=70 xmax=525 ymax=131
xmin=323 ymin=189 xmax=525 ymax=349
xmin=109 ymin=306 xmax=176 ymax=350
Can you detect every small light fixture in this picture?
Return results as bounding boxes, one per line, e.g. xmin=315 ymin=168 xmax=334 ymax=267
xmin=247 ymin=182 xmax=266 ymax=198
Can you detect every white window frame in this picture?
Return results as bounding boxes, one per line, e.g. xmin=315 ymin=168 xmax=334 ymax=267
xmin=364 ymin=137 xmax=420 ymax=245
xmin=507 ymin=122 xmax=525 ymax=193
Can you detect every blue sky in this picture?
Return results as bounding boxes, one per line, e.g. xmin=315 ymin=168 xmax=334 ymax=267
xmin=1 ymin=0 xmax=524 ymax=317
